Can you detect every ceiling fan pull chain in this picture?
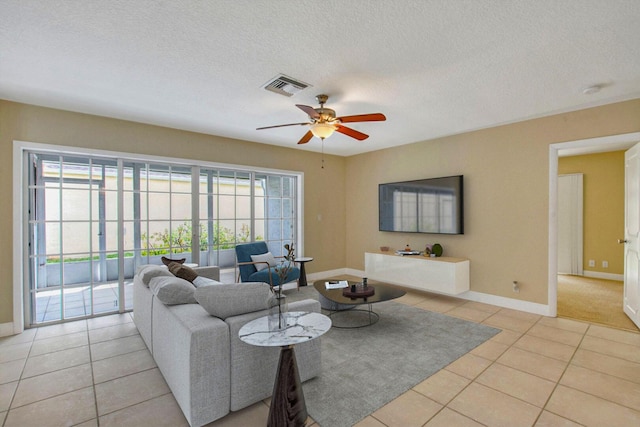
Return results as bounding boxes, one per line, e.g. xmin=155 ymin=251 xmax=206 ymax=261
xmin=321 ymin=139 xmax=325 ymax=169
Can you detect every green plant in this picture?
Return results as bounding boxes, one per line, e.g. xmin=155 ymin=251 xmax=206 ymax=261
xmin=141 ymin=221 xmax=263 ymax=253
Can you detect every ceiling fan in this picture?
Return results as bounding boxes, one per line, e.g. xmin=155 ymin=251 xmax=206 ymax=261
xmin=257 ymin=94 xmax=386 ymax=145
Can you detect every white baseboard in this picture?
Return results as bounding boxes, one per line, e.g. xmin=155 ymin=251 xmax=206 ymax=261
xmin=0 ymin=322 xmax=15 ymax=338
xmin=307 ymin=269 xmax=551 ymax=316
xmin=583 ymin=270 xmax=624 ymax=281
xmin=457 ymin=291 xmax=552 ymax=316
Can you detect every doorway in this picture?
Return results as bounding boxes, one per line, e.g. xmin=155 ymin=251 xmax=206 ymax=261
xmin=549 ymin=132 xmax=640 ymax=327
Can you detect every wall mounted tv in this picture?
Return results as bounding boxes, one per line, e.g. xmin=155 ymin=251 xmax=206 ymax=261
xmin=379 ymin=175 xmax=464 ymax=234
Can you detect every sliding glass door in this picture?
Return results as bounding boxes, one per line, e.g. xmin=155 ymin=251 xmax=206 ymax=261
xmin=25 ymin=151 xmax=300 ymax=326
xmin=28 ymin=154 xmax=122 ymax=323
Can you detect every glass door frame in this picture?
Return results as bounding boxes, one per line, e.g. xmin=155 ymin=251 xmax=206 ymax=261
xmin=14 ymin=141 xmax=304 ymax=331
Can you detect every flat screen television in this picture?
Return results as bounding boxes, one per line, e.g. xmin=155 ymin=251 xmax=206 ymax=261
xmin=379 ymin=175 xmax=464 ymax=234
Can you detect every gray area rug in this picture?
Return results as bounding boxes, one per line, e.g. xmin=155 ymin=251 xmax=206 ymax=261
xmin=284 ymin=286 xmax=500 ymax=427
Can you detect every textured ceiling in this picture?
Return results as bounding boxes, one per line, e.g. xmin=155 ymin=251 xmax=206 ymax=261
xmin=1 ymin=0 xmax=640 ymax=156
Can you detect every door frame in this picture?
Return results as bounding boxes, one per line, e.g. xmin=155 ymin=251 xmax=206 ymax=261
xmin=548 ymin=131 xmax=640 ymax=317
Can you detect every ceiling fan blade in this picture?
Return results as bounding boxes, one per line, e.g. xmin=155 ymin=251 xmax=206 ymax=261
xmin=256 ymin=122 xmax=309 ymax=130
xmin=337 ymin=113 xmax=386 ymax=123
xmin=336 ymin=125 xmax=369 ymax=141
xmin=297 ymin=131 xmax=314 ymax=145
xmin=296 ymin=104 xmax=320 ymax=119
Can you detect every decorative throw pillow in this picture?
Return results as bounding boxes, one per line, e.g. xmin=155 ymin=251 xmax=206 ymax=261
xmin=194 ymin=282 xmax=271 ymax=319
xmin=148 ymin=276 xmax=196 ymax=305
xmin=192 ymin=276 xmax=223 ymax=288
xmin=250 ymin=252 xmax=277 ymax=272
xmin=137 ymin=264 xmax=172 ymax=287
xmin=168 ymin=261 xmax=199 ymax=283
xmin=161 ymin=256 xmax=186 ymax=266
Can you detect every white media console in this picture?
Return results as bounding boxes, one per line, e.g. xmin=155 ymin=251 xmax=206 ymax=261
xmin=364 ymin=251 xmax=470 ymax=295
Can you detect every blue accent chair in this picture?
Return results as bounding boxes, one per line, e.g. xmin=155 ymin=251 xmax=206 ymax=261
xmin=235 ymin=242 xmax=300 ymax=288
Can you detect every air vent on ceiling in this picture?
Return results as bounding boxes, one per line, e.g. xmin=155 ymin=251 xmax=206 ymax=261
xmin=263 ymin=74 xmax=310 ymax=97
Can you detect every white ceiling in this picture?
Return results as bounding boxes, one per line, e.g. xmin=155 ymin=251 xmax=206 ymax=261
xmin=1 ymin=1 xmax=640 ymax=156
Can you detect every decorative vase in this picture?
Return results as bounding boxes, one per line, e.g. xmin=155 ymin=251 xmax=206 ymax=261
xmin=267 ymin=294 xmax=288 ymax=331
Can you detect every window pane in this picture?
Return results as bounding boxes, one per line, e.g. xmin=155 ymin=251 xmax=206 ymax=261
xmin=44 ymin=186 xmax=61 ymax=221
xmin=62 ymin=188 xmax=89 ymax=221
xmin=219 ymin=173 xmax=235 ymax=195
xmin=219 ymin=195 xmax=235 ymax=218
xmin=45 ymin=222 xmax=61 ymax=255
xmin=148 ymin=165 xmax=170 ymax=192
xmin=236 ymin=195 xmax=251 ymax=218
xmin=122 ymin=192 xmax=136 ymax=221
xmin=148 ymin=193 xmax=170 ymax=220
xmin=104 ymin=221 xmax=119 ymax=252
xmin=267 ymin=176 xmax=281 ymax=197
xmin=104 ymin=190 xmax=118 ymax=221
xmin=283 ymin=177 xmax=294 ymax=197
xmin=267 ymin=219 xmax=281 ymax=240
xmin=62 ymin=222 xmax=91 ymax=254
xmin=198 ymin=222 xmax=210 ymax=250
xmin=171 ymin=167 xmax=192 ymax=193
xmin=64 ymin=285 xmax=88 ymax=319
xmin=103 ymin=166 xmax=118 ymax=191
xmin=122 ymin=164 xmax=135 ymax=191
xmin=254 ymin=196 xmax=265 ymax=219
xmin=216 ymin=220 xmax=235 ymax=248
xmin=254 ymin=219 xmax=265 ymax=241
xmin=236 ymin=222 xmax=251 ymax=243
xmin=169 ymin=221 xmax=191 ymax=253
xmin=282 ymin=219 xmax=294 ymax=241
xmin=123 ymin=221 xmax=136 ymax=251
xmin=283 ymin=199 xmax=292 ymax=218
xmin=139 ymin=193 xmax=148 ymax=220
xmin=171 ymin=194 xmax=191 ymax=220
xmin=268 ymin=199 xmax=282 ymax=218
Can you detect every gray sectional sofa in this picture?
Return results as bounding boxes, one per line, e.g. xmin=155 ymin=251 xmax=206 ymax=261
xmin=133 ymin=264 xmax=322 ymax=427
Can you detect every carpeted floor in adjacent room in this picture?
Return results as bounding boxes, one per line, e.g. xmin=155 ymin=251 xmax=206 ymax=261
xmin=557 ymin=274 xmax=639 ymax=331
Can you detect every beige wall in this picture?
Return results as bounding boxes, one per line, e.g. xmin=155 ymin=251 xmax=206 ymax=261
xmin=3 ymin=98 xmax=640 ymax=324
xmin=0 ymin=100 xmax=347 ymax=324
xmin=345 ymin=99 xmax=640 ymax=305
xmin=559 ymin=151 xmax=625 ymax=275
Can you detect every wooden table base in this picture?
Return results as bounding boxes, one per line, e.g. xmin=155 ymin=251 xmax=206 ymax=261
xmin=268 ymin=346 xmax=308 ymax=427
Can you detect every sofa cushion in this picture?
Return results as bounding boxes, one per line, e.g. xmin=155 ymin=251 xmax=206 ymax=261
xmin=168 ymin=261 xmax=199 ymax=283
xmin=137 ymin=264 xmax=173 ymax=287
xmin=149 ymin=276 xmax=197 ymax=305
xmin=161 ymin=256 xmax=186 ymax=266
xmin=250 ymin=252 xmax=277 ymax=272
xmin=194 ymin=282 xmax=271 ymax=319
xmin=192 ymin=276 xmax=223 ymax=288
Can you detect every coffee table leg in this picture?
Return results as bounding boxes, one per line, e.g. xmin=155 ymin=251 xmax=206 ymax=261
xmin=268 ymin=345 xmax=307 ymax=427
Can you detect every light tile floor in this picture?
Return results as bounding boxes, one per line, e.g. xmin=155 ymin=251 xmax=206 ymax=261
xmin=2 ymin=285 xmax=640 ymax=426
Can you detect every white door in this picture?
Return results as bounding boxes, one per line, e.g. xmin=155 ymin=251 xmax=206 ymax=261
xmin=558 ymin=174 xmax=583 ymax=275
xmin=623 ymin=143 xmax=640 ymax=329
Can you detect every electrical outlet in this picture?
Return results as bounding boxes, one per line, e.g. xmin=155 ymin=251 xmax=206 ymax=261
xmin=602 ymin=260 xmax=608 ymax=268
xmin=512 ymin=281 xmax=520 ymax=293
xmin=588 ymin=260 xmax=595 ymax=267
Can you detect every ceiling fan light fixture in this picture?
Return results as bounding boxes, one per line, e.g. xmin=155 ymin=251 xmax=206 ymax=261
xmin=310 ymin=122 xmax=336 ymax=139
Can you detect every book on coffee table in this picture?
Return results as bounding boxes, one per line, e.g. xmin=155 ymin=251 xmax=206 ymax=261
xmin=325 ymin=280 xmax=349 ymax=289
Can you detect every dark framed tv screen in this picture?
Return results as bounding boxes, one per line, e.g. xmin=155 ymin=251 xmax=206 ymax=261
xmin=379 ymin=175 xmax=464 ymax=234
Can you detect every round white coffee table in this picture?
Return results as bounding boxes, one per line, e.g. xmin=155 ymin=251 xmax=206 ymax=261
xmin=239 ymin=312 xmax=331 ymax=427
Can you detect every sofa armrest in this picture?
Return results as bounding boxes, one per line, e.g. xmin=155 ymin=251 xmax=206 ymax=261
xmin=194 ymin=266 xmax=220 ymax=281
